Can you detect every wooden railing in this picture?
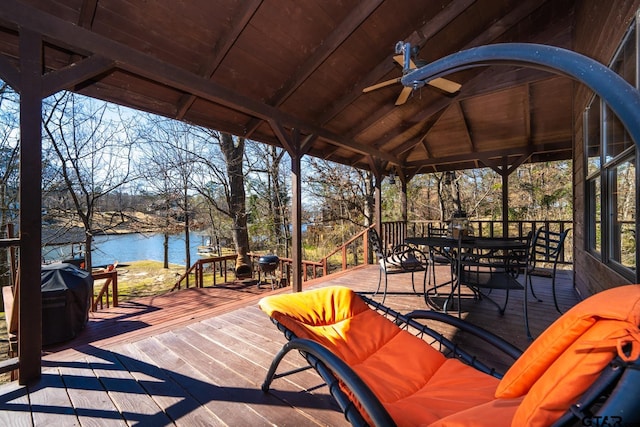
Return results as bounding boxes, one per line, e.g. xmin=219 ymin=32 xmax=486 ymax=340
xmin=171 ymin=253 xmax=327 ymax=290
xmin=171 ymin=254 xmax=237 ymax=290
xmin=91 ymin=269 xmax=118 ymax=311
xmin=171 ymin=227 xmax=373 ymax=290
xmin=402 ymin=219 xmax=573 ymax=265
xmin=170 ymin=219 xmax=573 ymax=292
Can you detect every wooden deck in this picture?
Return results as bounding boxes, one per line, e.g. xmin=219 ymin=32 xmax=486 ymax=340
xmin=0 ymin=265 xmax=579 ymax=426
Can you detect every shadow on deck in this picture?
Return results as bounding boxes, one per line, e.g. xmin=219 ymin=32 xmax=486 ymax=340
xmin=0 ymin=265 xmax=579 ymax=426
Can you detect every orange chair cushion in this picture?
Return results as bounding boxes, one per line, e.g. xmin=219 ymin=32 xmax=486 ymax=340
xmin=429 ymin=397 xmax=524 ymax=427
xmin=259 ymin=286 xmax=500 ymax=425
xmin=496 ymin=284 xmax=640 ymax=398
xmin=513 ymin=319 xmax=637 ymax=426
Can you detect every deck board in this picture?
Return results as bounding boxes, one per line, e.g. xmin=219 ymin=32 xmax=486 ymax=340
xmin=0 ymin=265 xmax=579 ymax=426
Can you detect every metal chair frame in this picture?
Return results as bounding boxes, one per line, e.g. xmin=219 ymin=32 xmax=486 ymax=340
xmin=261 ymin=292 xmax=640 ymax=427
xmin=527 ymin=227 xmax=571 ymax=313
xmin=367 ymin=228 xmax=429 ymax=303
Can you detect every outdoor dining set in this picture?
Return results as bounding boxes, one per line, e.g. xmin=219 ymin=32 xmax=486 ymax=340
xmin=368 ymin=222 xmax=571 ymax=340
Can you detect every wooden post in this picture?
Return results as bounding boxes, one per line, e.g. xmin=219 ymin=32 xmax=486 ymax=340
xmin=291 ymin=153 xmax=303 ymax=292
xmin=18 ymin=29 xmax=43 ymax=384
xmin=502 ymin=164 xmax=509 ymax=238
xmin=374 ymin=173 xmax=382 ymax=241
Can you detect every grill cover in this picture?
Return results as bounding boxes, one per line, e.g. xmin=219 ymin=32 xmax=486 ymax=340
xmin=41 ymin=263 xmax=93 ymax=346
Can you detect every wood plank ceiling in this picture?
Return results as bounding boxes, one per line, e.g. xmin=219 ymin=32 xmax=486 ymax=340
xmin=0 ymin=0 xmax=577 ymax=178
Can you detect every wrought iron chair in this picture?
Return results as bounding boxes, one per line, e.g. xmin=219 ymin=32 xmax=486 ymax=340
xmin=260 ymin=285 xmax=640 ymax=427
xmin=426 ymin=222 xmax=454 ymax=289
xmin=457 ymin=233 xmax=533 ymax=337
xmin=527 ymin=227 xmax=571 ymax=313
xmin=367 ymin=228 xmax=428 ymax=303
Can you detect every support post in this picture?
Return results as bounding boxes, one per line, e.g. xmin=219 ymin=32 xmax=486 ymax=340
xmin=502 ymin=158 xmax=509 ymax=238
xmin=374 ymin=172 xmax=383 ymax=241
xmin=18 ymin=29 xmax=43 ymax=384
xmin=291 ymin=153 xmax=303 ymax=292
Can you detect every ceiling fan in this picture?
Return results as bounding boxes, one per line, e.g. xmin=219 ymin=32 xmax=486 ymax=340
xmin=363 ymin=43 xmax=461 ymax=105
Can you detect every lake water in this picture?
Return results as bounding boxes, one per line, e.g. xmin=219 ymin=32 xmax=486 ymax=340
xmin=42 ymin=232 xmax=213 ymax=267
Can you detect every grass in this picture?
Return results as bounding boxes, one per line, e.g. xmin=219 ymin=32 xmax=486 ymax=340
xmin=106 ymin=260 xmax=187 ymax=300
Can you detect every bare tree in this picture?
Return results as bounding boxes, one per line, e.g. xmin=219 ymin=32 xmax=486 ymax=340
xmin=245 ymin=142 xmax=290 ymax=255
xmin=0 ymin=81 xmax=20 ymax=285
xmin=187 ymin=129 xmax=251 ymax=271
xmin=42 ymin=92 xmax=136 ymax=270
xmin=304 ymin=159 xmax=375 ymax=249
xmin=0 ymin=82 xmax=20 ymax=231
xmin=139 ymin=118 xmax=200 ymax=270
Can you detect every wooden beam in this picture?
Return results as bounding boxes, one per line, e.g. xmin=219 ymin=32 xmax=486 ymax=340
xmin=405 ymin=140 xmax=570 ymax=168
xmin=18 ymin=27 xmax=43 ymax=384
xmin=0 ymin=55 xmax=20 ymax=91
xmin=77 ymin=0 xmax=98 ymax=28
xmin=268 ymin=120 xmax=297 ymax=155
xmin=0 ymin=0 xmax=403 ymax=166
xmin=176 ymin=0 xmax=262 ymax=119
xmin=41 ymin=55 xmax=115 ymax=97
xmin=290 ymin=153 xmax=303 ymax=292
xmin=454 ymin=101 xmax=475 ymax=152
xmin=245 ymin=0 xmax=383 ymax=136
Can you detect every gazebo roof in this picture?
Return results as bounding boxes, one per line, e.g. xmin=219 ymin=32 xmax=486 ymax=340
xmin=0 ymin=0 xmax=580 ymax=177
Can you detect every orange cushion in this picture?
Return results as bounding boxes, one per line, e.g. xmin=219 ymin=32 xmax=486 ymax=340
xmin=259 ymin=285 xmax=370 ymax=331
xmin=260 ymin=287 xmax=500 ymax=425
xmin=496 ymin=284 xmax=640 ymax=398
xmin=260 ymin=286 xmax=446 ymax=385
xmin=513 ymin=319 xmax=637 ymax=426
xmin=384 ymin=359 xmax=499 ymax=426
xmin=428 ymin=397 xmax=524 ymax=427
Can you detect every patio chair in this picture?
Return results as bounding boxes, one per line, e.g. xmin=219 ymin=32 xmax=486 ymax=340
xmin=367 ymin=228 xmax=428 ymax=303
xmin=458 ymin=233 xmax=533 ymax=337
xmin=527 ymin=227 xmax=571 ymax=313
xmin=259 ymin=285 xmax=640 ymax=427
xmin=426 ymin=223 xmax=454 ymax=290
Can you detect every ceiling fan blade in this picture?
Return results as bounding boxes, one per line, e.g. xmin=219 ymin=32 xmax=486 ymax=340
xmin=394 ymin=54 xmax=462 ymax=94
xmin=395 ymin=86 xmax=412 ymax=105
xmin=393 ymin=54 xmax=417 ymax=70
xmin=427 ymin=77 xmax=462 ymax=94
xmin=363 ymin=77 xmax=401 ymax=93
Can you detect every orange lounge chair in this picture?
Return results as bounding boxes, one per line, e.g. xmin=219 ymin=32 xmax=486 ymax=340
xmin=259 ymin=285 xmax=640 ymax=426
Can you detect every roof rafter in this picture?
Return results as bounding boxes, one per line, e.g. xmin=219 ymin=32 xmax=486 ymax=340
xmin=350 ymin=0 xmax=555 ymax=153
xmin=244 ymin=0 xmax=384 ymax=137
xmin=0 ymin=0 xmax=403 ymax=166
xmin=317 ymin=0 xmax=475 ymax=127
xmin=175 ymin=0 xmax=262 ymax=119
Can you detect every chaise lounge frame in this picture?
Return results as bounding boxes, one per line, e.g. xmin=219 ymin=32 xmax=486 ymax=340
xmin=260 ymin=288 xmax=640 ymax=427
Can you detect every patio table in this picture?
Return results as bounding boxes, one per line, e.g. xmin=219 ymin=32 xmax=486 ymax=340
xmin=405 ymin=235 xmax=530 ymax=318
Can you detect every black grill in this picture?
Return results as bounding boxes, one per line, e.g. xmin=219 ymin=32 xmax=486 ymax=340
xmin=257 ymin=255 xmax=281 ymax=289
xmin=258 ymin=255 xmax=279 ymax=273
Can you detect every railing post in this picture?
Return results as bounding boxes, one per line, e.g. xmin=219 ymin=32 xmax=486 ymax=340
xmin=112 ymin=272 xmax=118 ymax=307
xmin=363 ymin=228 xmax=370 ymax=265
xmin=342 ymin=246 xmax=347 ymax=271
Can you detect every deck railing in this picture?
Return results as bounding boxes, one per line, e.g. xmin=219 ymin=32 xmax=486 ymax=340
xmin=170 ymin=219 xmax=572 ymax=292
xmin=172 ymin=227 xmax=373 ymax=290
xmin=395 ymin=219 xmax=573 ymax=265
xmin=91 ymin=269 xmax=118 ymax=311
xmin=171 ymin=253 xmax=328 ymax=290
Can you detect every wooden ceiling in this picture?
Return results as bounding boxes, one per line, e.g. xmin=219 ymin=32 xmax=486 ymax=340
xmin=0 ymin=0 xmax=578 ymax=177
